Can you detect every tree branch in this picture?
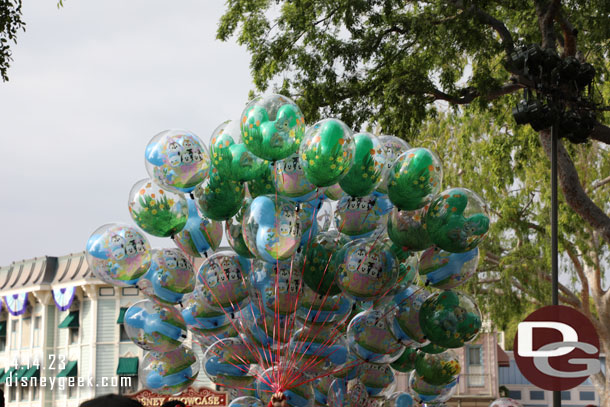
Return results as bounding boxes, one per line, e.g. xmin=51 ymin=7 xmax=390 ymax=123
xmin=590 ymin=175 xmax=610 ymax=192
xmin=539 ymin=130 xmax=610 ymax=244
xmin=557 ymin=10 xmax=577 ymax=57
xmin=590 ymin=123 xmax=610 ymax=145
xmin=447 ymin=0 xmax=514 ymax=52
xmin=429 ymin=83 xmax=523 ymax=104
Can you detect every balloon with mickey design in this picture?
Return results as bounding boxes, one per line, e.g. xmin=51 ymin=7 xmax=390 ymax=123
xmin=86 ymin=93 xmax=494 ymax=406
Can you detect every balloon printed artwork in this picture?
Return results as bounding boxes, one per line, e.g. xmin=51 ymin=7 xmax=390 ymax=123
xmin=85 ymin=94 xmax=491 ymax=406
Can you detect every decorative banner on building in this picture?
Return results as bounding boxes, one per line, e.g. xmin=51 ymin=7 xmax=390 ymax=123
xmin=52 ymin=287 xmax=76 ymax=311
xmin=5 ymin=293 xmax=28 ymax=316
xmin=130 ymin=387 xmax=228 ymax=407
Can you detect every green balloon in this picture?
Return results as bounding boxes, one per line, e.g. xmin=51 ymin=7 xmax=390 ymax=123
xmin=419 ymin=290 xmax=482 ymax=348
xmin=390 ymin=348 xmax=419 ymax=373
xmin=387 ymin=148 xmax=442 ymax=211
xmin=339 ymin=132 xmax=385 ymax=197
xmin=128 ymin=179 xmax=188 ymax=237
xmin=225 ymin=198 xmax=255 ymax=258
xmin=303 ymin=230 xmax=349 ymax=296
xmin=240 ymin=94 xmax=306 ymax=161
xmin=415 ymin=351 xmax=461 ymax=386
xmin=425 ymin=187 xmax=490 ymax=253
xmin=387 ymin=207 xmax=433 ymax=251
xmin=247 ymin=164 xmax=276 ymax=198
xmin=211 ymin=122 xmax=270 ymax=182
xmin=300 ymin=118 xmax=355 ymax=187
xmin=192 ymin=170 xmax=244 ymax=221
xmin=419 ymin=342 xmax=447 ymax=354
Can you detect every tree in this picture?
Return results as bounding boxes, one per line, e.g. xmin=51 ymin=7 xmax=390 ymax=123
xmin=218 ymin=0 xmax=610 ymax=402
xmin=0 ymin=0 xmax=25 ymax=81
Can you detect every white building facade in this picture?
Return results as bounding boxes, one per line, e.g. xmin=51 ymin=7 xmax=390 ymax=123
xmin=0 ymin=252 xmax=213 ymax=407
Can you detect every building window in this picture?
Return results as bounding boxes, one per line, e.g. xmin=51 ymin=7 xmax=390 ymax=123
xmin=530 ymin=390 xmax=545 ymax=400
xmin=68 ymin=385 xmax=77 ymax=399
xmin=580 ymin=391 xmax=595 ymax=401
xmin=33 ymin=316 xmax=41 ymax=347
xmin=10 ymin=320 xmax=17 ymax=350
xmin=119 ymin=376 xmax=138 ymax=395
xmin=0 ymin=320 xmax=6 ymax=351
xmin=508 ymin=390 xmax=521 ymax=400
xmin=69 ymin=327 xmax=79 ymax=345
xmin=561 ymin=391 xmax=571 ymax=400
xmin=122 ymin=287 xmax=139 ymax=296
xmin=32 ymin=384 xmax=39 ymax=400
xmin=120 ymin=325 xmax=130 ymax=342
xmin=9 ymin=385 xmax=16 ymax=402
xmin=19 ymin=384 xmax=28 ymax=401
xmin=99 ymin=287 xmax=115 ymax=296
xmin=21 ymin=317 xmax=31 ymax=348
xmin=466 ymin=345 xmax=484 ymax=387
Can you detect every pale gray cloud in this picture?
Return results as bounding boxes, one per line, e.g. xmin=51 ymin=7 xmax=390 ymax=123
xmin=0 ymin=1 xmax=254 ymax=266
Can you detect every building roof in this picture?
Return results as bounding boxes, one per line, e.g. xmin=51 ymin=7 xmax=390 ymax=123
xmin=0 ymin=256 xmax=57 ymax=295
xmin=51 ymin=252 xmax=94 ymax=288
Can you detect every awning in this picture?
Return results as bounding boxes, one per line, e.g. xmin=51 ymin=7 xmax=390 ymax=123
xmin=57 ymin=361 xmax=77 ymax=378
xmin=13 ymin=365 xmax=28 ymax=380
xmin=2 ymin=367 xmax=16 ymax=383
xmin=117 ymin=307 xmax=128 ymax=324
xmin=116 ymin=357 xmax=139 ymax=376
xmin=498 ymin=344 xmax=510 ymax=367
xmin=0 ymin=368 xmax=5 ymax=380
xmin=21 ymin=366 xmax=39 ymax=380
xmin=0 ymin=321 xmax=6 ymax=336
xmin=58 ymin=311 xmax=79 ymax=328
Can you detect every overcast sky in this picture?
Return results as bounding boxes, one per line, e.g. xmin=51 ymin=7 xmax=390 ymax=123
xmin=0 ymin=1 xmax=254 ymax=267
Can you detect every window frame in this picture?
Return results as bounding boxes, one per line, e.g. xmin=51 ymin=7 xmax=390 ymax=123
xmin=466 ymin=344 xmax=485 ymax=387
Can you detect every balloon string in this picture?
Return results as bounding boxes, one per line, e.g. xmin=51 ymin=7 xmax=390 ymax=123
xmin=278 ymin=203 xmax=320 ymax=389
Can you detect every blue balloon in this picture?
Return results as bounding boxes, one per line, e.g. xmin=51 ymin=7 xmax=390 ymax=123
xmin=125 ymin=305 xmax=184 ymax=341
xmin=204 ymin=355 xmax=249 ymax=377
xmin=146 ymin=366 xmax=193 ymax=389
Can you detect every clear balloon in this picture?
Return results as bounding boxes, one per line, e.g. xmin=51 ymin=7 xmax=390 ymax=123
xmin=303 ymin=230 xmax=348 ymax=296
xmin=226 ymin=198 xmax=256 ymax=258
xmin=300 ymin=119 xmax=355 ymax=187
xmin=211 ymin=120 xmax=270 ymax=182
xmin=124 ymin=299 xmax=187 ymax=352
xmin=425 ymin=187 xmax=490 ymax=253
xmin=387 ymin=148 xmax=442 ymax=211
xmin=193 ymin=170 xmax=245 ymax=221
xmin=172 ymin=198 xmax=223 ymax=257
xmin=389 ymin=286 xmax=431 ymax=348
xmin=296 ymin=285 xmax=354 ymax=329
xmin=274 ymin=153 xmax=323 ymax=201
xmin=197 ymin=251 xmax=250 ymax=313
xmin=139 ymin=346 xmax=199 ymax=395
xmin=347 ymin=310 xmax=405 ymax=364
xmin=359 ymin=363 xmax=396 ymax=397
xmin=128 ymin=179 xmax=189 ymax=237
xmin=377 ymin=136 xmax=411 ymax=195
xmin=203 ymin=338 xmax=256 ymax=388
xmin=419 ymin=290 xmax=482 ymax=348
xmin=387 ymin=207 xmax=432 ymax=251
xmin=390 ymin=348 xmax=419 ymax=373
xmin=289 ymin=326 xmax=349 ymax=376
xmin=242 ymin=195 xmax=302 ymax=263
xmin=144 ymin=129 xmax=211 ymax=193
xmin=414 ymin=350 xmax=461 ymax=386
xmin=250 ymin=259 xmax=303 ymax=315
xmin=229 ymin=397 xmax=265 ymax=407
xmin=335 ymin=194 xmax=392 ymax=238
xmin=85 ymin=223 xmax=151 ymax=286
xmin=335 ymin=239 xmax=399 ymax=302
xmin=419 ymin=247 xmax=479 ymax=289
xmin=382 ymin=392 xmax=415 ymax=407
xmin=409 ymin=371 xmax=457 ymax=404
xmin=145 ymin=249 xmax=195 ymax=304
xmin=241 ymin=94 xmax=306 ymax=161
xmin=247 ymin=164 xmax=277 ymax=198
xmin=339 ymin=132 xmax=386 ymax=197
xmin=489 ymin=398 xmax=524 ymax=407
xmin=180 ymin=288 xmax=238 ymax=341
xmin=324 ymin=184 xmax=346 ymax=201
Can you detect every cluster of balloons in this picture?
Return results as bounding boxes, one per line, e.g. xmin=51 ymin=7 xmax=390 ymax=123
xmin=85 ymin=94 xmax=491 ymax=407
